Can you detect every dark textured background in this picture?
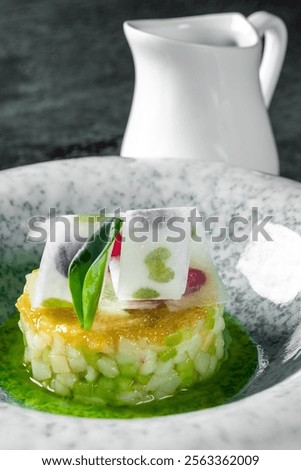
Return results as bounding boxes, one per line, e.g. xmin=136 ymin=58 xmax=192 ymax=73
xmin=0 ymin=0 xmax=300 ymax=180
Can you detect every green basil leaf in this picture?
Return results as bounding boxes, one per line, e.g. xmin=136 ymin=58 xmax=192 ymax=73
xmin=82 ymin=250 xmax=109 ymax=329
xmin=68 ymin=217 xmax=122 ymax=329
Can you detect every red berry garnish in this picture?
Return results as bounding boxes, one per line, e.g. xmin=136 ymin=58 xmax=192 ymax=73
xmin=184 ymin=268 xmax=206 ymax=295
xmin=111 ymin=232 xmax=122 ymax=257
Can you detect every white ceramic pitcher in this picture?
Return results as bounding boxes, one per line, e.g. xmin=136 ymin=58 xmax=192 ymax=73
xmin=121 ymin=12 xmax=287 ymax=174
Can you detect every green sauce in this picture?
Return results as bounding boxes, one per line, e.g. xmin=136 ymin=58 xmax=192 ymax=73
xmin=0 ymin=312 xmax=258 ymax=419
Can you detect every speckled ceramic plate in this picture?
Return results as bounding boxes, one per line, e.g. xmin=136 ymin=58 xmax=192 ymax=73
xmin=0 ymin=157 xmax=301 ymax=450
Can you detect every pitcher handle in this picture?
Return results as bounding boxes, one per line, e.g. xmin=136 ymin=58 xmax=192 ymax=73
xmin=248 ymin=11 xmax=287 ymax=108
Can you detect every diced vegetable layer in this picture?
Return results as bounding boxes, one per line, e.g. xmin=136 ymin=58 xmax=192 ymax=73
xmin=18 ymin=299 xmax=226 ymax=406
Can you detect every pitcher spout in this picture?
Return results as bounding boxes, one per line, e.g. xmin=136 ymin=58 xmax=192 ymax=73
xmin=124 ymin=13 xmax=259 ymax=49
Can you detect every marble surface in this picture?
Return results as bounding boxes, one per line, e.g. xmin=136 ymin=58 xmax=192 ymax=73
xmin=0 ymin=0 xmax=300 ymax=181
xmin=0 ymin=157 xmax=301 ymax=449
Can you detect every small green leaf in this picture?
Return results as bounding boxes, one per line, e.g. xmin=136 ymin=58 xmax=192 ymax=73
xmin=82 ymin=251 xmax=108 ymax=329
xmin=68 ymin=217 xmax=122 ymax=329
